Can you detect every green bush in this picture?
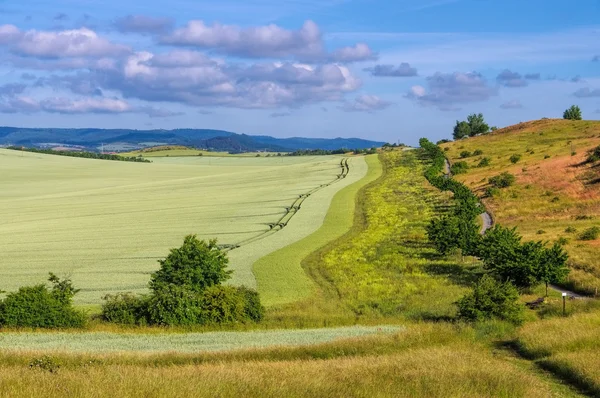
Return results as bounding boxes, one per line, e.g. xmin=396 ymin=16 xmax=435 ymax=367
xmin=509 ymin=154 xmax=521 ymax=164
xmin=579 ymin=227 xmax=600 ymax=241
xmin=456 ymin=275 xmax=523 ymax=325
xmin=147 ymin=285 xmax=205 ymax=326
xmin=460 ymin=150 xmax=472 ymax=158
xmin=200 ymin=285 xmax=247 ymax=324
xmin=149 ymin=235 xmax=231 ymax=294
xmin=563 ymin=105 xmax=582 ymax=120
xmin=587 ymin=145 xmax=600 ymax=162
xmin=473 ymin=149 xmax=483 ymax=156
xmin=0 ymin=274 xmax=85 ymax=328
xmin=101 ymin=293 xmax=148 ymax=325
xmin=450 ymin=161 xmax=469 ymax=175
xmin=477 ymin=157 xmax=490 ymax=168
xmin=565 ymin=226 xmax=576 ymax=233
xmin=489 ymin=172 xmax=516 ymax=188
xmin=236 ymin=285 xmax=265 ymax=322
xmin=485 ymin=187 xmax=500 ymax=198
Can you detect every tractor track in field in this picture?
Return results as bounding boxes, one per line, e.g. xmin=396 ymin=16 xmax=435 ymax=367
xmin=221 ymin=158 xmax=351 ymax=252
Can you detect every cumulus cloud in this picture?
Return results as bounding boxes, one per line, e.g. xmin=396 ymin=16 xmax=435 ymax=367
xmin=161 ymin=20 xmax=375 ymax=63
xmin=571 ymin=75 xmax=584 ymax=83
xmin=114 ymin=15 xmax=174 ymax=34
xmin=341 ymin=94 xmax=391 ymax=112
xmin=573 ymin=87 xmax=600 ymax=97
xmin=364 ymin=63 xmax=417 ymax=77
xmin=0 ymin=25 xmax=130 ymax=59
xmin=99 ymin=51 xmax=362 ymax=108
xmin=524 ymin=73 xmax=540 ymax=80
xmin=406 ymin=71 xmax=497 ymax=109
xmin=0 ymin=93 xmax=180 ymax=117
xmin=500 ymin=99 xmax=523 ymax=109
xmin=270 ymin=111 xmax=291 ymax=118
xmin=496 ymin=69 xmax=527 ymax=87
xmin=20 ymin=73 xmax=36 ymax=80
xmin=328 ymin=43 xmax=376 ymax=63
xmin=0 ymin=83 xmax=27 ymax=96
xmin=53 ymin=13 xmax=69 ymax=22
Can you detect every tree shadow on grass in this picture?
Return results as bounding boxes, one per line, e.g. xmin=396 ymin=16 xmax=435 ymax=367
xmin=423 ymin=262 xmax=481 ymax=287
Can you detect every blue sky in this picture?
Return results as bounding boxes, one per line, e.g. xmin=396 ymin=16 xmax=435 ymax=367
xmin=0 ymin=0 xmax=599 ymax=144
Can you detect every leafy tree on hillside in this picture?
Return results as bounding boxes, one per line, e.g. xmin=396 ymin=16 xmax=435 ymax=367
xmin=466 ymin=113 xmax=490 ymax=136
xmin=456 ymin=275 xmax=523 ymax=324
xmin=453 ymin=121 xmax=471 ymax=140
xmin=563 ymin=105 xmax=582 ymax=120
xmin=536 ymin=243 xmax=569 ymax=296
xmin=150 ymin=235 xmax=231 ymax=293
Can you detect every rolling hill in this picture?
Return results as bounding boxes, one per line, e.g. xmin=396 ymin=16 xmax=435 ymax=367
xmin=441 ymin=119 xmax=600 ymax=295
xmin=0 ymin=126 xmax=384 ymax=153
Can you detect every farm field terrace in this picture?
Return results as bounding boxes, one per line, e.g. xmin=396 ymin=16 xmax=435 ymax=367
xmin=0 ymin=149 xmax=367 ymax=304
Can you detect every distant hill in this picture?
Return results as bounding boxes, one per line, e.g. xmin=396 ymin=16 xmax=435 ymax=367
xmin=0 ymin=126 xmax=384 ymax=153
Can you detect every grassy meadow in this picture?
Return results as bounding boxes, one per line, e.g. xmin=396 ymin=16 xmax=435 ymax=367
xmin=441 ymin=119 xmax=600 ymax=294
xmin=1 ymin=145 xmax=596 ymax=397
xmin=0 ymin=323 xmax=580 ymax=398
xmin=0 ymin=148 xmax=364 ymax=304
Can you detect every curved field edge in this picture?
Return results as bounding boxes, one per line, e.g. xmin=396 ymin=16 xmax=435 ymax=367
xmin=253 ymin=155 xmax=382 ymax=307
xmin=227 ymin=156 xmax=367 ymax=289
xmin=0 ymin=325 xmax=401 ymax=354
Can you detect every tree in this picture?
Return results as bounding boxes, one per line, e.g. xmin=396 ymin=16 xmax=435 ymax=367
xmin=477 ymin=226 xmax=537 ymax=288
xmin=456 ymin=275 xmax=523 ymax=324
xmin=563 ymin=105 xmax=582 ymax=120
xmin=427 ymin=215 xmax=461 ymax=255
xmin=466 ymin=113 xmax=490 ymax=136
xmin=149 ymin=235 xmax=231 ymax=293
xmin=453 ymin=121 xmax=471 ymax=140
xmin=536 ymin=243 xmax=569 ymax=296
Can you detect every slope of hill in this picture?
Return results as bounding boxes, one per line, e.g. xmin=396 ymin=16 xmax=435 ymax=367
xmin=0 ymin=126 xmax=384 ymax=153
xmin=441 ymin=119 xmax=600 ymax=294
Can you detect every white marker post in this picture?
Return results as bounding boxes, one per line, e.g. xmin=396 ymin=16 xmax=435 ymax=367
xmin=562 ymin=292 xmax=567 ymax=316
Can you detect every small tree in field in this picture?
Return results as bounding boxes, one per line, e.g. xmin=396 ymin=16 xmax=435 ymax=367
xmin=536 ymin=242 xmax=569 ymax=296
xmin=453 ymin=121 xmax=471 ymax=140
xmin=149 ymin=235 xmax=231 ymax=293
xmin=563 ymin=105 xmax=582 ymax=120
xmin=456 ymin=275 xmax=523 ymax=324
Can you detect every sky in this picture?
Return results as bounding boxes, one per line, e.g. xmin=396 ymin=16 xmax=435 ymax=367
xmin=0 ymin=0 xmax=599 ymax=144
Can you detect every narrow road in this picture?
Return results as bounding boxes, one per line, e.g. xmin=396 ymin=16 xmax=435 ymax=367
xmin=480 ymin=212 xmax=493 ymax=235
xmin=442 ymin=155 xmax=588 ymax=298
xmin=549 ymin=284 xmax=587 ymax=299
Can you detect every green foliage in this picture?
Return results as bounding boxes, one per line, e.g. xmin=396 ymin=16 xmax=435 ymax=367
xmin=101 ymin=293 xmax=148 ymax=325
xmin=587 ymin=145 xmax=600 ymax=163
xmin=467 ymin=113 xmax=490 ymax=136
xmin=473 ymin=149 xmax=483 ymax=156
xmin=0 ymin=274 xmax=85 ymax=328
xmin=450 ymin=161 xmax=469 ymax=175
xmin=509 ymin=154 xmax=521 ymax=164
xmin=29 ymin=356 xmax=60 ymax=373
xmin=485 ymin=187 xmax=499 ymax=198
xmin=459 ymin=150 xmax=472 ymax=158
xmin=477 ymin=157 xmax=490 ymax=168
xmin=146 ymin=285 xmax=263 ymax=326
xmin=147 ymin=285 xmax=205 ymax=326
xmin=456 ymin=275 xmax=523 ymax=324
xmin=453 ymin=121 xmax=471 ymax=140
xmin=236 ymin=285 xmax=265 ymax=322
xmin=478 ymin=226 xmax=569 ymax=289
xmin=535 ymin=242 xmax=569 ymax=295
xmin=149 ymin=235 xmax=231 ymax=294
xmin=563 ymin=105 xmax=582 ymax=120
xmin=102 ymin=236 xmax=264 ymax=326
xmin=578 ymin=227 xmax=600 ymax=241
xmin=489 ymin=172 xmax=516 ymax=188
